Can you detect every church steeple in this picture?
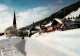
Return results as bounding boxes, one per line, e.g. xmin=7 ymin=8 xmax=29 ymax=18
xmin=13 ymin=11 xmax=17 ymax=28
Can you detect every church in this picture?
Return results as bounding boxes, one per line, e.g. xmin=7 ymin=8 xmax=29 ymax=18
xmin=4 ymin=12 xmax=21 ymax=36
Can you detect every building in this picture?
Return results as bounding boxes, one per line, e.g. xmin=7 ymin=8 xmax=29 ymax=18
xmin=61 ymin=18 xmax=80 ymax=31
xmin=40 ymin=18 xmax=62 ymax=32
xmin=4 ymin=12 xmax=21 ymax=36
xmin=29 ymin=22 xmax=39 ymax=37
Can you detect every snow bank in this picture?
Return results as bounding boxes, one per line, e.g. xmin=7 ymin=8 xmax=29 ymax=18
xmin=0 ymin=29 xmax=80 ymax=56
xmin=25 ymin=29 xmax=80 ymax=56
xmin=0 ymin=35 xmax=7 ymax=40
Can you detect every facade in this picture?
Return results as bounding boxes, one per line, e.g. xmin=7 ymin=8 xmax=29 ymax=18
xmin=4 ymin=12 xmax=21 ymax=35
xmin=4 ymin=26 xmax=21 ymax=35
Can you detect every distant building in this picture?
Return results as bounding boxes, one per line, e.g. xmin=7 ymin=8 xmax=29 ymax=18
xmin=4 ymin=12 xmax=21 ymax=36
xmin=29 ymin=22 xmax=39 ymax=37
xmin=61 ymin=18 xmax=80 ymax=31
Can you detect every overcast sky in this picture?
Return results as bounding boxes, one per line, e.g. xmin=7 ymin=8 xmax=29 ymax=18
xmin=0 ymin=0 xmax=78 ymax=32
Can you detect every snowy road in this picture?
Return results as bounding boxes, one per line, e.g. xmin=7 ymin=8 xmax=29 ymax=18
xmin=0 ymin=37 xmax=24 ymax=56
xmin=0 ymin=29 xmax=80 ymax=56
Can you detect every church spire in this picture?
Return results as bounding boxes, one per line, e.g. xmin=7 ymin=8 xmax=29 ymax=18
xmin=13 ymin=11 xmax=17 ymax=28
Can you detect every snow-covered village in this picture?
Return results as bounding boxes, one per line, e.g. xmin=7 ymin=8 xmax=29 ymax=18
xmin=0 ymin=0 xmax=80 ymax=56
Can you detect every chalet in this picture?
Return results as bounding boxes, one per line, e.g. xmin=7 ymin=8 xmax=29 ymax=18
xmin=40 ymin=18 xmax=62 ymax=32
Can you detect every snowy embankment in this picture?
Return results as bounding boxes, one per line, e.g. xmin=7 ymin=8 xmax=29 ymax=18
xmin=0 ymin=29 xmax=80 ymax=56
xmin=25 ymin=29 xmax=80 ymax=56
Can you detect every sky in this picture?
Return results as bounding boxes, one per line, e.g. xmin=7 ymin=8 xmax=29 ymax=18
xmin=0 ymin=0 xmax=78 ymax=11
xmin=0 ymin=0 xmax=79 ymax=32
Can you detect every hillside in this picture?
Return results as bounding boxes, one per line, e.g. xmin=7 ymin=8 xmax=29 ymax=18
xmin=20 ymin=1 xmax=80 ymax=30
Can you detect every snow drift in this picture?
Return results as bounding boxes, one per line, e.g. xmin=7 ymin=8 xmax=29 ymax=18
xmin=25 ymin=29 xmax=80 ymax=56
xmin=0 ymin=29 xmax=80 ymax=56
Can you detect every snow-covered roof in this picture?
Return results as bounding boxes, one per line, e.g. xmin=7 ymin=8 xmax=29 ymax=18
xmin=45 ymin=22 xmax=52 ymax=27
xmin=5 ymin=26 xmax=18 ymax=31
xmin=55 ymin=18 xmax=62 ymax=24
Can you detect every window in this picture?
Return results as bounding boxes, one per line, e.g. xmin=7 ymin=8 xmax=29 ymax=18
xmin=6 ymin=33 xmax=7 ymax=35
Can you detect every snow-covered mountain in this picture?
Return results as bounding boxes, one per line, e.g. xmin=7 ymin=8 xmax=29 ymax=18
xmin=65 ymin=8 xmax=80 ymax=19
xmin=0 ymin=29 xmax=80 ymax=56
xmin=20 ymin=1 xmax=80 ymax=30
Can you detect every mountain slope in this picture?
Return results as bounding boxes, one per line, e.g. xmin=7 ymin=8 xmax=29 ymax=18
xmin=20 ymin=1 xmax=80 ymax=30
xmin=65 ymin=8 xmax=80 ymax=18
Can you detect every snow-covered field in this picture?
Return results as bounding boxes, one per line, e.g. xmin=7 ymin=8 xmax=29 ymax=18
xmin=0 ymin=29 xmax=80 ymax=56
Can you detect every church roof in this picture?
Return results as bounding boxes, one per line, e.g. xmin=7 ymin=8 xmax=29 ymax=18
xmin=5 ymin=26 xmax=18 ymax=31
xmin=55 ymin=18 xmax=62 ymax=24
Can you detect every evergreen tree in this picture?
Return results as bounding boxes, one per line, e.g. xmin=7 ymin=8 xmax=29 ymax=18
xmin=79 ymin=14 xmax=80 ymax=18
xmin=71 ymin=17 xmax=72 ymax=19
xmin=68 ymin=17 xmax=70 ymax=19
xmin=73 ymin=17 xmax=74 ymax=19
